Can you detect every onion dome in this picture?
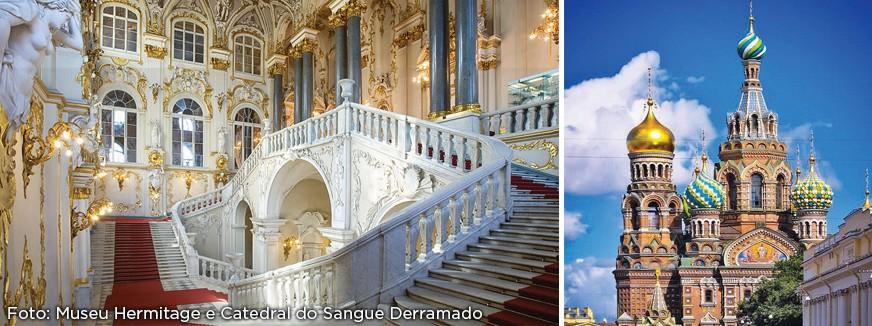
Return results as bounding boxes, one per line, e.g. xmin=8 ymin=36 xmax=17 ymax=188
xmin=790 ymin=156 xmax=833 ymax=211
xmin=626 ymin=97 xmax=675 ymax=154
xmin=737 ymin=8 xmax=766 ymax=60
xmin=684 ymin=154 xmax=725 ymax=209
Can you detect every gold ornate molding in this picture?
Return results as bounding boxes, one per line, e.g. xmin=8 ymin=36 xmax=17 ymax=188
xmin=393 ymin=24 xmax=424 ymax=48
xmin=451 ymin=103 xmax=483 ymax=114
xmin=268 ymin=62 xmax=287 ymax=75
xmin=510 ymin=140 xmax=558 ymax=171
xmin=148 ymin=149 xmax=164 ymax=168
xmin=72 ymin=187 xmax=91 ymax=200
xmin=294 ymin=38 xmax=318 ymax=54
xmin=71 ymin=198 xmax=113 ymax=238
xmin=211 ymin=58 xmax=230 ymax=71
xmin=214 ymin=154 xmax=230 ymax=186
xmin=145 ymin=45 xmax=166 ymax=59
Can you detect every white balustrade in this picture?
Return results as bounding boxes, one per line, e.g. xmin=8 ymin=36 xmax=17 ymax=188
xmin=479 ymin=98 xmax=559 ymax=136
xmin=197 ymin=256 xmax=257 ymax=286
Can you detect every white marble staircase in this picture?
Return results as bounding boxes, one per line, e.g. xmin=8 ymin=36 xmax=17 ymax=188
xmin=150 ymin=221 xmax=189 ymax=280
xmin=390 ymin=167 xmax=559 ymax=325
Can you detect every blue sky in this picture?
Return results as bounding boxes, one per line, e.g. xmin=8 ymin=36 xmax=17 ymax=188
xmin=563 ymin=0 xmax=872 ymax=320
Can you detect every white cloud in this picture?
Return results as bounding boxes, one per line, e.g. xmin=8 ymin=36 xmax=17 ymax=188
xmin=564 ymin=211 xmax=589 ymax=240
xmin=564 ymin=51 xmax=717 ymax=195
xmin=565 ymin=257 xmax=617 ymax=321
xmin=686 ymin=76 xmax=706 ymax=84
xmin=780 ymin=123 xmax=841 ymax=190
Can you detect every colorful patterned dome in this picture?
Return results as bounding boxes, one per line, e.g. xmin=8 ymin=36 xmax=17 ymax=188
xmin=737 ymin=14 xmax=766 ymax=60
xmin=684 ymin=160 xmax=725 ymax=210
xmin=790 ymin=161 xmax=833 ymax=211
xmin=626 ymin=98 xmax=675 ymax=154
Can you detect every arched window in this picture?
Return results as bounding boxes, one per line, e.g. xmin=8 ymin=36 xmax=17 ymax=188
xmin=173 ymin=21 xmax=205 ymax=63
xmin=100 ymin=90 xmax=137 ymax=163
xmin=631 ymin=203 xmax=640 ymax=230
xmin=234 ymin=35 xmax=262 ymax=75
xmin=171 ymin=99 xmax=204 ymax=166
xmin=704 ymin=289 xmax=713 ymax=303
xmin=776 ymin=175 xmax=785 ymax=210
xmin=101 ymin=6 xmax=138 ymax=52
xmin=727 ymin=174 xmax=738 ymax=210
xmin=232 ymin=108 xmax=262 ymax=168
xmin=751 ymin=173 xmax=764 ymax=208
xmin=647 ymin=203 xmax=660 ymax=228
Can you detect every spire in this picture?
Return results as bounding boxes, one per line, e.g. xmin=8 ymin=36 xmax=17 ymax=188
xmin=794 ymin=144 xmax=802 ymax=180
xmin=864 ymin=169 xmax=870 ymax=210
xmin=748 ymin=0 xmax=755 ymax=34
xmin=808 ymin=129 xmax=817 ymax=175
xmin=650 ymin=268 xmax=668 ymax=313
xmin=646 ymin=67 xmax=655 ymax=108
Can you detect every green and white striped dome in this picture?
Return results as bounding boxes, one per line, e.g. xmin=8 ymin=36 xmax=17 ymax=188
xmin=790 ymin=163 xmax=833 ymax=211
xmin=737 ymin=31 xmax=766 ymax=60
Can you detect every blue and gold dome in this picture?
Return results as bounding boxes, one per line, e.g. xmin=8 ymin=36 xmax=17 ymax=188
xmin=737 ymin=12 xmax=766 ymax=60
xmin=790 ymin=157 xmax=834 ymax=211
xmin=684 ymin=155 xmax=725 ymax=210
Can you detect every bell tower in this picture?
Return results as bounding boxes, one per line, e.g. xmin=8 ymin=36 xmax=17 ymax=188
xmin=716 ymin=5 xmax=792 ymax=240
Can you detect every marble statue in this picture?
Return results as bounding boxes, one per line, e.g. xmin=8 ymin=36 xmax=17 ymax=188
xmin=70 ymin=94 xmax=100 ymax=152
xmin=0 ymin=0 xmax=83 ymax=140
xmin=150 ymin=118 xmax=162 ymax=148
xmin=217 ymin=126 xmax=227 ymax=154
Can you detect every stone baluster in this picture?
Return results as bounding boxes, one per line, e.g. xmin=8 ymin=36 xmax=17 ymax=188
xmin=417 ymin=212 xmax=427 ymax=261
xmin=433 ymin=205 xmax=443 ymax=253
xmin=461 ymin=189 xmax=470 ymax=233
xmin=473 ymin=181 xmax=483 ymax=225
xmin=447 ymin=196 xmax=457 ymax=242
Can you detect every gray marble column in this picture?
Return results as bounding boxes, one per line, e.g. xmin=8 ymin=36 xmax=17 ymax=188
xmin=455 ymin=0 xmax=478 ymax=111
xmin=272 ymin=73 xmax=284 ymax=128
xmin=293 ymin=56 xmax=303 ymax=124
xmin=302 ymin=51 xmax=314 ymax=120
xmin=347 ymin=15 xmax=362 ymax=103
xmin=335 ymin=24 xmax=348 ymax=102
xmin=428 ymin=0 xmax=449 ymax=117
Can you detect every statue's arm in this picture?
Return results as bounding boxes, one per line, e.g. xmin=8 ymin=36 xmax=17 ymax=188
xmin=53 ymin=17 xmax=83 ymax=51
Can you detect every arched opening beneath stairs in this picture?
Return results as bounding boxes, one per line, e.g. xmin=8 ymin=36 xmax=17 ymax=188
xmin=266 ymin=159 xmax=333 ymax=268
xmin=233 ymin=200 xmax=254 ymax=269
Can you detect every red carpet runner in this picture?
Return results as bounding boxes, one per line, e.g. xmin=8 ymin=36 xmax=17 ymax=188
xmin=103 ymin=219 xmax=227 ymax=325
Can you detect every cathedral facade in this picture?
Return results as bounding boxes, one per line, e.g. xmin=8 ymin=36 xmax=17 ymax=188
xmin=614 ymin=8 xmax=833 ymax=326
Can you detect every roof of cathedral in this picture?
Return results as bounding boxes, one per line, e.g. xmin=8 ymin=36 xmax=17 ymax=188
xmin=791 ymin=134 xmax=834 ymax=211
xmin=648 ymin=268 xmax=669 ymax=315
xmin=684 ymin=154 xmax=725 ymax=210
xmin=737 ymin=2 xmax=766 ymax=60
xmin=627 ymin=69 xmax=675 ymax=154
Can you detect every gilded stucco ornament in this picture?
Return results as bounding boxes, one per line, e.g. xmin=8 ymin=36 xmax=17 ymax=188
xmin=163 ymin=68 xmax=214 ymax=117
xmin=211 ymin=58 xmax=230 ymax=71
xmin=214 ymin=154 xmax=231 ymax=186
xmin=70 ymin=198 xmax=113 ymax=238
xmin=145 ymin=45 xmax=167 ymax=59
xmin=509 ymin=140 xmax=559 ymax=171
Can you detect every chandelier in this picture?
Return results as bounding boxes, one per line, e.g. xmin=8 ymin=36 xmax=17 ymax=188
xmin=529 ymin=0 xmax=559 ymax=45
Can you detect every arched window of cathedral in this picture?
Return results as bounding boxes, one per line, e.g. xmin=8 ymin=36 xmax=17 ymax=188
xmin=744 ymin=289 xmax=752 ymax=300
xmin=776 ymin=174 xmax=785 ymax=209
xmin=710 ymin=260 xmax=720 ymax=267
xmin=101 ymin=6 xmax=138 ymax=53
xmin=621 ymin=261 xmax=630 ymax=269
xmin=642 ymin=164 xmax=648 ymax=179
xmin=100 ymin=90 xmax=137 ymax=163
xmin=173 ymin=21 xmax=206 ymax=63
xmin=818 ymin=222 xmax=824 ymax=238
xmin=232 ymin=108 xmax=262 ymax=169
xmin=727 ymin=173 xmax=738 ymax=210
xmin=647 ymin=203 xmax=660 ymax=228
xmin=751 ymin=173 xmax=764 ymax=208
xmin=710 ymin=220 xmax=716 ymax=235
xmin=657 ymin=247 xmax=667 ymax=254
xmin=631 ymin=203 xmax=641 ymax=230
xmin=702 ymin=244 xmax=712 ymax=252
xmin=621 ymin=246 xmax=629 ymax=254
xmin=633 ymin=262 xmax=642 ymax=269
xmin=171 ymin=99 xmax=204 ymax=166
xmin=657 ymin=164 xmax=663 ymax=178
xmin=643 ymin=247 xmax=652 ymax=254
xmin=234 ymin=35 xmax=263 ymax=75
xmin=693 ymin=259 xmax=704 ymax=266
xmin=690 ymin=243 xmax=699 ymax=252
xmin=704 ymin=289 xmax=713 ymax=303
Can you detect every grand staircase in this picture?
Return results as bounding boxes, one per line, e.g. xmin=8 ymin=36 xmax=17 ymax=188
xmin=391 ymin=167 xmax=559 ymax=325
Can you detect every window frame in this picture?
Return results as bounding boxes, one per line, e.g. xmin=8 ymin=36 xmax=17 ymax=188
xmin=233 ymin=34 xmax=264 ymax=77
xmin=172 ymin=20 xmax=207 ymax=65
xmin=750 ymin=173 xmax=764 ymax=209
xmin=100 ymin=90 xmax=139 ymax=164
xmin=100 ymin=4 xmax=140 ymax=56
xmin=230 ymin=107 xmax=263 ymax=169
xmin=171 ymin=98 xmax=206 ymax=167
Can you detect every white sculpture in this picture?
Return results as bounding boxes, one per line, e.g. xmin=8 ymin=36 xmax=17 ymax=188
xmin=0 ymin=0 xmax=84 ymax=139
xmin=150 ymin=119 xmax=162 ymax=149
xmin=217 ymin=126 xmax=227 ymax=154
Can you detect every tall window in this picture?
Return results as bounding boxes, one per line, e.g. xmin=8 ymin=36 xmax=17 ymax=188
xmin=173 ymin=21 xmax=205 ymax=63
xmin=100 ymin=90 xmax=137 ymax=163
xmin=101 ymin=6 xmax=138 ymax=52
xmin=647 ymin=203 xmax=660 ymax=228
xmin=727 ymin=174 xmax=738 ymax=210
xmin=776 ymin=175 xmax=785 ymax=210
xmin=704 ymin=289 xmax=713 ymax=303
xmin=234 ymin=35 xmax=262 ymax=75
xmin=231 ymin=108 xmax=262 ymax=168
xmin=751 ymin=173 xmax=764 ymax=208
xmin=171 ymin=99 xmax=204 ymax=166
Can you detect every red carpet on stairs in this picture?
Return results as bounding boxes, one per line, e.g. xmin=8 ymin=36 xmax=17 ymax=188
xmin=512 ymin=176 xmax=558 ymax=199
xmin=104 ymin=219 xmax=227 ymax=326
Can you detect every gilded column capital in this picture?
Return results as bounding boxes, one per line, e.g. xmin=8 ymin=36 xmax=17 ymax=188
xmin=268 ymin=62 xmax=287 ymax=75
xmin=145 ymin=45 xmax=166 ymax=59
xmin=328 ymin=10 xmax=348 ymax=28
xmin=294 ymin=38 xmax=318 ymax=54
xmin=344 ymin=0 xmax=367 ymax=17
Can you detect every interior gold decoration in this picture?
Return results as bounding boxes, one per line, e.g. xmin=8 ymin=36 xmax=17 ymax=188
xmin=214 ymin=154 xmax=230 ymax=186
xmin=94 ymin=63 xmax=149 ymax=107
xmin=72 ymin=187 xmax=91 ymax=200
xmin=113 ymin=168 xmax=129 ymax=191
xmin=145 ymin=45 xmax=167 ymax=59
xmin=163 ymin=68 xmax=214 ymax=117
xmin=110 ymin=56 xmax=130 ymax=66
xmin=427 ymin=110 xmax=450 ymax=120
xmin=71 ymin=198 xmax=113 ymax=238
xmin=282 ymin=236 xmax=300 ymax=261
xmin=344 ymin=0 xmax=367 ymax=17
xmin=529 ymin=0 xmax=559 ymax=45
xmin=451 ymin=103 xmax=483 ymax=114
xmin=149 ymin=83 xmax=161 ymax=102
xmin=3 ymin=238 xmax=47 ymax=324
xmin=148 ymin=149 xmax=164 ymax=168
xmin=173 ymin=170 xmax=202 ymax=198
xmin=268 ymin=62 xmax=287 ymax=75
xmin=413 ymin=46 xmax=429 ymax=87
xmin=22 ymin=100 xmax=81 ymax=197
xmin=211 ymin=58 xmax=230 ymax=71
xmin=294 ymin=38 xmax=318 ymax=54
xmin=97 ymin=169 xmax=143 ymax=213
xmin=393 ymin=24 xmax=424 ymax=49
xmin=77 ymin=48 xmax=103 ymax=98
xmin=509 ymin=140 xmax=559 ymax=171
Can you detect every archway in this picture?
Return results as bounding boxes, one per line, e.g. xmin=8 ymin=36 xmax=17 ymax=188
xmin=233 ymin=200 xmax=254 ymax=269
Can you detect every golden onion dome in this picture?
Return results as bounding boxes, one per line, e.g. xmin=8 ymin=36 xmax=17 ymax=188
xmin=626 ymin=98 xmax=675 ymax=153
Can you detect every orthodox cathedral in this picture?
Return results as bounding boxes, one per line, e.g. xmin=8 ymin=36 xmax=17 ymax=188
xmin=614 ymin=5 xmax=834 ymax=326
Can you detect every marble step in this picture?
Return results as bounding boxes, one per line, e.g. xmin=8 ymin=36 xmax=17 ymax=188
xmin=406 ymin=286 xmax=498 ymax=318
xmin=415 ymin=278 xmax=512 ymax=308
xmin=467 ymin=243 xmax=557 ymax=262
xmin=441 ymin=260 xmax=540 ymax=285
xmin=478 ymin=235 xmax=558 ymax=251
xmin=490 ymin=228 xmax=558 ymax=241
xmin=501 ymin=222 xmax=558 ymax=232
xmin=429 ymin=269 xmax=526 ymax=294
xmin=454 ymin=252 xmax=552 ymax=273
